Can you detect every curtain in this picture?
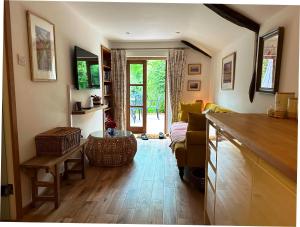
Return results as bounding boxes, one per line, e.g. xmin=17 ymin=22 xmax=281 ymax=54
xmin=111 ymin=49 xmax=127 ymax=130
xmin=167 ymin=49 xmax=186 ymax=122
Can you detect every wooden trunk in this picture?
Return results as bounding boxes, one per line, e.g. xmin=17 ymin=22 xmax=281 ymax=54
xmin=35 ymin=127 xmax=81 ymax=156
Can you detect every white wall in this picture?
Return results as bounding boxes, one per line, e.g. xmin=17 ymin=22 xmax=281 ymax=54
xmin=210 ymin=6 xmax=299 ymax=113
xmin=9 ymin=1 xmax=108 ymax=207
xmin=181 ymin=48 xmax=211 ymax=104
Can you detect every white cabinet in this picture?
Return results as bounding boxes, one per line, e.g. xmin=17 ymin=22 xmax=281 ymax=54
xmin=250 ymin=160 xmax=296 ymax=226
xmin=204 ymin=121 xmax=296 ymax=226
xmin=214 ymin=140 xmax=253 ymax=225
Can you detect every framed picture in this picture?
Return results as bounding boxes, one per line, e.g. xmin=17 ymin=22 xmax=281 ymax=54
xmin=188 ymin=64 xmax=201 ymax=75
xmin=27 ymin=11 xmax=57 ymax=81
xmin=221 ymin=52 xmax=236 ymax=90
xmin=187 ymin=80 xmax=201 ymax=91
xmin=256 ymin=27 xmax=284 ymax=94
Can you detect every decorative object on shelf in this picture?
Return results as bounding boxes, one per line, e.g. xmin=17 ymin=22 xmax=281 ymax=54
xmin=104 ymin=71 xmax=111 ymax=81
xmin=104 ymin=84 xmax=112 ymax=95
xmin=221 ymin=52 xmax=236 ymax=90
xmin=107 ymin=128 xmax=115 ymax=136
xmin=73 ymin=101 xmax=82 ymax=112
xmin=105 ymin=115 xmax=117 ymax=130
xmin=188 ymin=64 xmax=201 ymax=75
xmin=27 ymin=11 xmax=57 ymax=81
xmin=88 ymin=96 xmax=94 ymax=108
xmin=256 ymin=27 xmax=284 ymax=94
xmin=91 ymin=95 xmax=101 ymax=106
xmin=187 ymin=80 xmax=201 ymax=91
xmin=287 ymin=98 xmax=298 ymax=119
xmin=274 ymin=92 xmax=295 ymax=118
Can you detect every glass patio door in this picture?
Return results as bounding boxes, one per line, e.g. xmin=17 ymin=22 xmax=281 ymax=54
xmin=127 ymin=60 xmax=147 ymax=133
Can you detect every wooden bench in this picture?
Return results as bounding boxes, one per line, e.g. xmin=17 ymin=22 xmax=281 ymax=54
xmin=21 ymin=139 xmax=87 ymax=209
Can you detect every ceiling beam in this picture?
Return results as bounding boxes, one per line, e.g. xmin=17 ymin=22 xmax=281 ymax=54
xmin=204 ymin=4 xmax=260 ymax=33
xmin=181 ymin=40 xmax=212 ymax=58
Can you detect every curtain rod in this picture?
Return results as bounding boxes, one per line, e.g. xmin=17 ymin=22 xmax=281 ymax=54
xmin=111 ymin=47 xmax=187 ymax=50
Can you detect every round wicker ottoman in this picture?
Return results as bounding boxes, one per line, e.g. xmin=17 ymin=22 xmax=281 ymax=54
xmin=86 ymin=130 xmax=137 ymax=167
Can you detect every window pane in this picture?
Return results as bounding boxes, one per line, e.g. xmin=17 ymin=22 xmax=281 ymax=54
xmin=130 ymin=107 xmax=143 ymax=127
xmin=130 ymin=64 xmax=143 ymax=84
xmin=130 ymin=86 xmax=143 ymax=106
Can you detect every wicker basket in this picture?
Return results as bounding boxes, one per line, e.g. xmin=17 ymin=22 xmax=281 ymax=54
xmin=35 ymin=127 xmax=81 ymax=156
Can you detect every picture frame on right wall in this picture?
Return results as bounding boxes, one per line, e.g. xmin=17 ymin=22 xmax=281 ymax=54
xmin=187 ymin=80 xmax=201 ymax=91
xmin=188 ymin=64 xmax=201 ymax=75
xmin=221 ymin=52 xmax=236 ymax=90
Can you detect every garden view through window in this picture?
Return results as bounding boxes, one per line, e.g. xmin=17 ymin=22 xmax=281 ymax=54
xmin=129 ymin=59 xmax=166 ymax=134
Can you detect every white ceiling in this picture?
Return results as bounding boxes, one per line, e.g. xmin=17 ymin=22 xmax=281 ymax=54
xmin=65 ymin=2 xmax=285 ymax=52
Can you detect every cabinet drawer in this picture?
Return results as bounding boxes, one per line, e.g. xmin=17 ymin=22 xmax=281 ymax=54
xmin=208 ymin=145 xmax=217 ymax=169
xmin=207 ymin=161 xmax=216 ymax=189
xmin=206 ymin=179 xmax=215 ymax=225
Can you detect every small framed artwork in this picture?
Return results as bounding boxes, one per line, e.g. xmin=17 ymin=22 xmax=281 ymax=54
xmin=187 ymin=80 xmax=201 ymax=91
xmin=27 ymin=11 xmax=57 ymax=81
xmin=221 ymin=52 xmax=236 ymax=90
xmin=188 ymin=64 xmax=201 ymax=75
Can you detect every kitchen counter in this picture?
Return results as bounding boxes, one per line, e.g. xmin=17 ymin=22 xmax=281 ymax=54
xmin=206 ymin=112 xmax=297 ymax=181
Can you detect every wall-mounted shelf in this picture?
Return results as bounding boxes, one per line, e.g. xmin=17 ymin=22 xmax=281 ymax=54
xmin=72 ymin=105 xmax=108 ymax=115
xmin=104 ymin=94 xmax=112 ymax=97
xmin=104 ymin=80 xmax=112 ymax=83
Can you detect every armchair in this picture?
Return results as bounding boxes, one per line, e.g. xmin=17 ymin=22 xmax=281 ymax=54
xmin=174 ymin=113 xmax=206 ymax=179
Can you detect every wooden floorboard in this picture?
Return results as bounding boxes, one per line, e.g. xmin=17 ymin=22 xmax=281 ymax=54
xmin=22 ymin=138 xmax=205 ymax=224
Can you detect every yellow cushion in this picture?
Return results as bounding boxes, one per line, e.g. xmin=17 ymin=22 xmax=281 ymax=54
xmin=215 ymin=106 xmax=232 ymax=113
xmin=204 ymin=103 xmax=218 ymax=112
xmin=178 ymin=101 xmax=203 ymax=122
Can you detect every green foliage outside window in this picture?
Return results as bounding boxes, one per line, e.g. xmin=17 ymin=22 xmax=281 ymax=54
xmin=129 ymin=60 xmax=166 ymax=113
xmin=147 ymin=60 xmax=166 ymax=113
xmin=130 ymin=64 xmax=143 ymax=84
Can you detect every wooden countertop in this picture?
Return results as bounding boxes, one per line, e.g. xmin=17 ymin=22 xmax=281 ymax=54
xmin=206 ymin=113 xmax=297 ymax=181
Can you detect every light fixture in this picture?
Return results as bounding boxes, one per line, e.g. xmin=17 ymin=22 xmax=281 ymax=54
xmin=176 ymin=31 xmax=181 ymax=34
xmin=126 ymin=32 xmax=131 ymax=35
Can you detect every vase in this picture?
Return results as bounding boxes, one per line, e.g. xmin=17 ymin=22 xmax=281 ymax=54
xmin=107 ymin=128 xmax=115 ymax=136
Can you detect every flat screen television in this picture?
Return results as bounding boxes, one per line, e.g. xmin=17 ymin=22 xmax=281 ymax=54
xmin=74 ymin=46 xmax=100 ymax=90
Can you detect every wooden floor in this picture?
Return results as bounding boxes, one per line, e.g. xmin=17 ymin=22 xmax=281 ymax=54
xmin=22 ymin=138 xmax=205 ymax=224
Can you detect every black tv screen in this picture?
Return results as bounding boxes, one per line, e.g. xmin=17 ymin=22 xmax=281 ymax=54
xmin=74 ymin=46 xmax=100 ymax=90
